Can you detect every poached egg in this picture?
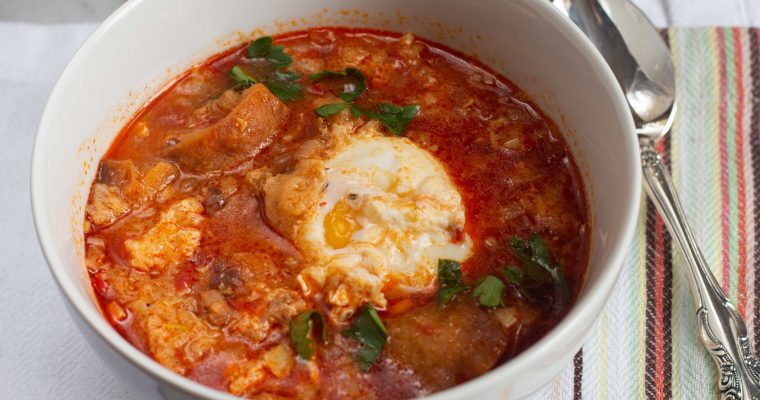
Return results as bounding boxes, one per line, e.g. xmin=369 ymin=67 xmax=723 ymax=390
xmin=264 ymin=118 xmax=471 ymax=320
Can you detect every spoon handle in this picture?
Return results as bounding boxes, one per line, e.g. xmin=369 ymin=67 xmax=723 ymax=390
xmin=639 ymin=138 xmax=760 ymax=399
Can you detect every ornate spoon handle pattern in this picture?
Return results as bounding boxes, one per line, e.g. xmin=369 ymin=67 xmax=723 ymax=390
xmin=640 ymin=138 xmax=760 ymax=400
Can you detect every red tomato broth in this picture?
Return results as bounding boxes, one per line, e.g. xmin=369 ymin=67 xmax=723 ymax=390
xmin=83 ymin=27 xmax=589 ymax=399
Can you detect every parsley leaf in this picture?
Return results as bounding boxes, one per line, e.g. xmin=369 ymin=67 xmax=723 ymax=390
xmin=228 ymin=65 xmax=259 ymax=89
xmin=338 ymin=68 xmax=367 ymax=102
xmin=509 ymin=235 xmax=557 ymax=284
xmin=438 ymin=259 xmax=467 ymax=307
xmin=347 ymin=103 xmax=419 ymax=135
xmin=374 ymin=103 xmax=420 ymax=135
xmin=248 ymin=36 xmax=292 ymax=68
xmin=508 ymin=235 xmax=570 ymax=313
xmin=264 ymin=70 xmax=304 ymax=102
xmin=315 ymin=103 xmax=347 ymax=117
xmin=230 ymin=36 xmax=302 ymax=101
xmin=471 ymin=275 xmax=505 ymax=307
xmin=503 ymin=266 xmax=523 ymax=284
xmin=503 ymin=266 xmax=531 ymax=299
xmin=290 ymin=310 xmax=327 ymax=360
xmin=309 ymin=67 xmax=418 ymax=135
xmin=266 ymin=46 xmax=293 ymax=69
xmin=247 ymin=36 xmax=272 ymax=58
xmin=343 ymin=304 xmax=388 ymax=371
xmin=349 ymin=103 xmax=364 ymax=118
xmin=271 ymin=70 xmax=300 ymax=81
xmin=309 ymin=69 xmax=348 ymax=81
xmin=309 ymin=67 xmax=367 ymax=102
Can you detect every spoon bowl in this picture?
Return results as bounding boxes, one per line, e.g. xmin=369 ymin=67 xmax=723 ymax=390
xmin=553 ymin=0 xmax=676 ymax=138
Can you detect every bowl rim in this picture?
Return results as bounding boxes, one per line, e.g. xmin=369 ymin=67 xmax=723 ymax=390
xmin=31 ymin=0 xmax=641 ymax=398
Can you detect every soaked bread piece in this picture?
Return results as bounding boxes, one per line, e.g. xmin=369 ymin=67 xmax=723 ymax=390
xmin=166 ymin=84 xmax=289 ymax=173
xmin=384 ymin=297 xmax=510 ymax=390
xmin=85 ymin=183 xmax=130 ymax=226
xmin=124 ymin=197 xmax=204 ymax=272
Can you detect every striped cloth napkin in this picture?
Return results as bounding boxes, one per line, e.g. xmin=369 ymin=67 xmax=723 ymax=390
xmin=526 ymin=28 xmax=760 ymax=400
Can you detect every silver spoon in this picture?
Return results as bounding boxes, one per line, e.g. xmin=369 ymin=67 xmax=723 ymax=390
xmin=553 ymin=0 xmax=760 ymax=398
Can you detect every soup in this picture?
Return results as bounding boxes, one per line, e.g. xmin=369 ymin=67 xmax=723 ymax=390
xmin=83 ymin=28 xmax=589 ymax=399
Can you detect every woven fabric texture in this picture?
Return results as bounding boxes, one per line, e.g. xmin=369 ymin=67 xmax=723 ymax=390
xmin=526 ymin=27 xmax=760 ymax=400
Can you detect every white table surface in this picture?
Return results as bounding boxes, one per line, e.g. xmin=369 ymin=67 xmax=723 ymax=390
xmin=1 ymin=1 xmax=758 ymax=399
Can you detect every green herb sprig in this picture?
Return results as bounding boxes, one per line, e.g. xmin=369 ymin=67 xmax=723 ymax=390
xmin=437 ymin=259 xmax=505 ymax=308
xmin=505 ymin=235 xmax=570 ymax=314
xmin=472 ymin=275 xmax=506 ymax=308
xmin=229 ymin=65 xmax=258 ymax=89
xmin=228 ymin=36 xmax=303 ymax=102
xmin=247 ymin=36 xmax=292 ymax=68
xmin=264 ymin=70 xmax=304 ymax=102
xmin=310 ymin=67 xmax=367 ymax=102
xmin=367 ymin=103 xmax=420 ymax=136
xmin=289 ymin=310 xmax=327 ymax=360
xmin=435 ymin=236 xmax=570 ymax=312
xmin=437 ymin=259 xmax=467 ymax=307
xmin=314 ymin=102 xmax=347 ymax=118
xmin=342 ymin=304 xmax=388 ymax=371
xmin=309 ymin=67 xmax=419 ymax=136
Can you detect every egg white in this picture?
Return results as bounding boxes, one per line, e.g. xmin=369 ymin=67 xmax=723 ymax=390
xmin=264 ymin=120 xmax=471 ymax=320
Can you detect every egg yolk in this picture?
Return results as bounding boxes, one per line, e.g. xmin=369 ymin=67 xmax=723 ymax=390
xmin=324 ymin=201 xmax=358 ymax=249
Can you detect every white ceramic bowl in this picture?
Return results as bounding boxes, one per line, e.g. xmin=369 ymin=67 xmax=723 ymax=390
xmin=31 ymin=0 xmax=640 ymax=399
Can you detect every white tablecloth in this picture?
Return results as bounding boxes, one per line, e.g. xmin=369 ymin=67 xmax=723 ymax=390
xmin=1 ymin=1 xmax=758 ymax=399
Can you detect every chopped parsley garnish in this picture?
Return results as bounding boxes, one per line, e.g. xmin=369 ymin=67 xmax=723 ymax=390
xmin=229 ymin=66 xmax=258 ymax=89
xmin=310 ymin=68 xmax=419 ymax=135
xmin=471 ymin=275 xmax=505 ymax=308
xmin=371 ymin=103 xmax=420 ymax=136
xmin=290 ymin=310 xmax=327 ymax=360
xmin=349 ymin=103 xmax=364 ymax=118
xmin=314 ymin=102 xmax=347 ymax=117
xmin=309 ymin=69 xmax=347 ymax=81
xmin=309 ymin=67 xmax=367 ymax=102
xmin=503 ymin=266 xmax=529 ymax=297
xmin=343 ymin=304 xmax=388 ymax=371
xmin=263 ymin=70 xmax=304 ymax=102
xmin=269 ymin=69 xmax=300 ymax=81
xmin=507 ymin=235 xmax=570 ymax=313
xmin=228 ymin=36 xmax=303 ymax=102
xmin=347 ymin=103 xmax=420 ymax=135
xmin=437 ymin=259 xmax=467 ymax=307
xmin=338 ymin=68 xmax=367 ymax=102
xmin=247 ymin=36 xmax=293 ymax=68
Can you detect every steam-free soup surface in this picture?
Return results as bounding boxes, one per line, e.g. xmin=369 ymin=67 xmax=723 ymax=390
xmin=84 ymin=28 xmax=589 ymax=399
